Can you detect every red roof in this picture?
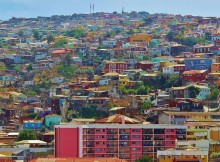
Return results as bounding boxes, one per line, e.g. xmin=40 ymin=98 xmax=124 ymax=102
xmin=95 ymin=114 xmax=141 ymax=124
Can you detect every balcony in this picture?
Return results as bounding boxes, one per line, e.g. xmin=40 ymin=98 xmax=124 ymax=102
xmin=119 ymin=135 xmax=130 ymax=140
xmin=107 ymin=131 xmax=118 ymax=134
xmin=119 ymin=150 xmax=130 ymax=154
xmin=176 ymin=129 xmax=186 ymax=134
xmin=143 ymin=144 xmax=153 ymax=147
xmin=119 ymin=142 xmax=130 ymax=147
xmin=107 ymin=137 xmax=118 ymax=140
xmin=143 ymin=149 xmax=153 ymax=153
xmin=107 ymin=143 xmax=117 ymax=147
xmin=154 ymin=129 xmax=164 ymax=134
xmin=119 ymin=131 xmax=130 ymax=134
xmin=143 ymin=129 xmax=153 ymax=134
xmin=87 ymin=150 xmax=94 ymax=154
xmin=84 ymin=144 xmax=94 ymax=147
xmin=143 ymin=135 xmax=153 ymax=140
xmin=154 ymin=143 xmax=164 ymax=146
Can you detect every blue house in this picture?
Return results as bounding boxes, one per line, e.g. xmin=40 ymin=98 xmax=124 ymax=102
xmin=184 ymin=58 xmax=212 ymax=71
xmin=23 ymin=120 xmax=43 ymax=130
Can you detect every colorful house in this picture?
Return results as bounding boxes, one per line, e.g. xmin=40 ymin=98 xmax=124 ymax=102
xmin=23 ymin=120 xmax=43 ymax=130
xmin=184 ymin=58 xmax=212 ymax=71
xmin=104 ymin=61 xmax=128 ymax=74
xmin=44 ymin=114 xmax=62 ymax=128
xmin=157 ymin=146 xmax=208 ymax=162
xmin=182 ymin=70 xmax=209 ymax=83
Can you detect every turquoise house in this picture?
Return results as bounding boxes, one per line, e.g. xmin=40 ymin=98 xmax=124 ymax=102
xmin=44 ymin=115 xmax=62 ymax=128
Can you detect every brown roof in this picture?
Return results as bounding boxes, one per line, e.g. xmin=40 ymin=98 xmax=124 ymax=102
xmin=29 ymin=158 xmax=127 ymax=162
xmin=182 ymin=70 xmax=207 ymax=75
xmin=95 ymin=114 xmax=141 ymax=124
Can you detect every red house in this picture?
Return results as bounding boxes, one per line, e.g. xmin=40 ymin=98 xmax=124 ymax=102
xmin=173 ymin=64 xmax=185 ymax=75
xmin=104 ymin=61 xmax=128 ymax=74
xmin=182 ymin=70 xmax=209 ymax=83
xmin=134 ymin=61 xmax=153 ymax=71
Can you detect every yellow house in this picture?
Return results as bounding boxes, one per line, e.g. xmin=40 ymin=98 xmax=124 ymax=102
xmin=160 ymin=61 xmax=177 ymax=71
xmin=157 ymin=146 xmax=208 ymax=162
xmin=129 ymin=33 xmax=152 ymax=43
xmin=119 ymin=75 xmax=129 ymax=86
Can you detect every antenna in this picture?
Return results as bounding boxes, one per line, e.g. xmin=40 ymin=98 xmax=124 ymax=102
xmin=122 ymin=7 xmax=124 ymax=14
xmin=90 ymin=3 xmax=91 ymax=14
xmin=93 ymin=3 xmax=94 ymax=13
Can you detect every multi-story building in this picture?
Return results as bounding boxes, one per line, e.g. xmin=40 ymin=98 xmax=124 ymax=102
xmin=104 ymin=61 xmax=128 ymax=74
xmin=159 ymin=111 xmax=220 ymax=125
xmin=134 ymin=61 xmax=153 ymax=71
xmin=182 ymin=70 xmax=209 ymax=83
xmin=184 ymin=58 xmax=212 ymax=71
xmin=55 ymin=124 xmax=187 ymax=162
xmin=193 ymin=45 xmax=212 ymax=54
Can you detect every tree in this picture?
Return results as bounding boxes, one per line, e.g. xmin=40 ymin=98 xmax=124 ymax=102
xmin=166 ymin=31 xmax=174 ymax=42
xmin=54 ymin=39 xmax=67 ymax=48
xmin=127 ymin=29 xmax=135 ymax=35
xmin=138 ymin=100 xmax=152 ymax=113
xmin=26 ymin=63 xmax=33 ymax=72
xmin=0 ymin=62 xmax=6 ymax=72
xmin=206 ymin=87 xmax=219 ymax=100
xmin=32 ymin=29 xmax=40 ymax=40
xmin=205 ymin=32 xmax=212 ymax=41
xmin=62 ymin=53 xmax=72 ymax=66
xmin=180 ymin=37 xmax=197 ymax=47
xmin=135 ymin=155 xmax=152 ymax=162
xmin=16 ymin=130 xmax=37 ymax=141
xmin=188 ymin=86 xmax=200 ymax=98
xmin=63 ymin=29 xmax=86 ymax=38
xmin=18 ymin=30 xmax=24 ymax=37
xmin=47 ymin=34 xmax=54 ymax=43
xmin=11 ymin=64 xmax=21 ymax=73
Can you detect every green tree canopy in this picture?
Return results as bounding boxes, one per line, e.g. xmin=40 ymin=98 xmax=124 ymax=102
xmin=63 ymin=29 xmax=86 ymax=38
xmin=206 ymin=87 xmax=219 ymax=100
xmin=0 ymin=62 xmax=6 ymax=72
xmin=47 ymin=34 xmax=54 ymax=43
xmin=188 ymin=86 xmax=200 ymax=98
xmin=32 ymin=29 xmax=40 ymax=40
xmin=135 ymin=155 xmax=152 ymax=162
xmin=16 ymin=130 xmax=37 ymax=141
xmin=54 ymin=39 xmax=68 ymax=48
xmin=18 ymin=30 xmax=24 ymax=37
xmin=139 ymin=100 xmax=152 ymax=113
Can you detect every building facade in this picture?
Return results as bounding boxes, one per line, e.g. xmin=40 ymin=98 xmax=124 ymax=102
xmin=55 ymin=124 xmax=187 ymax=162
xmin=184 ymin=58 xmax=212 ymax=71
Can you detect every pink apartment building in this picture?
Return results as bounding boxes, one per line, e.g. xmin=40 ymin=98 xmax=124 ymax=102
xmin=55 ymin=124 xmax=186 ymax=162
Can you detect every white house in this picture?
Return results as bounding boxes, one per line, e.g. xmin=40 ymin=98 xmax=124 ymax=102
xmin=163 ymin=66 xmax=174 ymax=74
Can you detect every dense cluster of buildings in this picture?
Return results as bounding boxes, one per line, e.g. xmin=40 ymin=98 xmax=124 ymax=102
xmin=0 ymin=11 xmax=220 ymax=162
